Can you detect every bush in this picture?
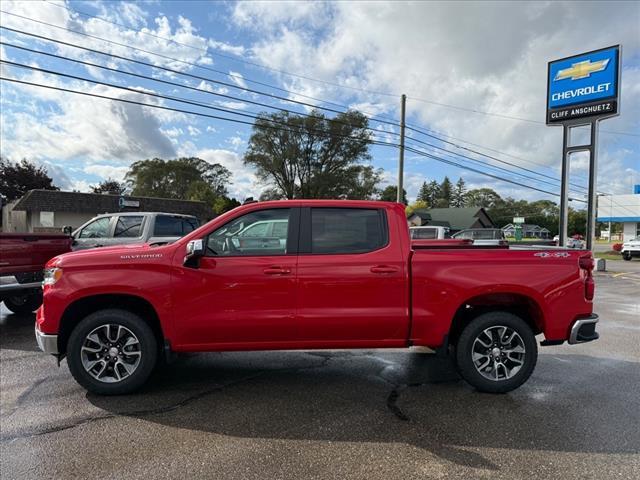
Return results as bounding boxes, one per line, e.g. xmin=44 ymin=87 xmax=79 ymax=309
xmin=612 ymin=243 xmax=623 ymax=252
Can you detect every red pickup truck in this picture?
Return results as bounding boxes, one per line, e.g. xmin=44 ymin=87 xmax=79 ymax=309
xmin=1 ymin=233 xmax=72 ymax=314
xmin=35 ymin=200 xmax=599 ymax=395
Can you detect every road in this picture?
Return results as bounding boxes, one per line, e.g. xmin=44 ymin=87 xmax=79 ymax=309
xmin=1 ymin=270 xmax=639 ymax=479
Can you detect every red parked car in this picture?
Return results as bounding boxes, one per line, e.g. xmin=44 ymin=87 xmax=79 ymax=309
xmin=35 ymin=200 xmax=599 ymax=395
xmin=1 ymin=233 xmax=72 ymax=314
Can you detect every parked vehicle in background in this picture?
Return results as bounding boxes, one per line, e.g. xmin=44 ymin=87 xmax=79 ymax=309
xmin=0 ymin=233 xmax=72 ymax=314
xmin=566 ymin=235 xmax=585 ymax=249
xmin=36 ymin=200 xmax=599 ymax=395
xmin=410 ymin=226 xmax=451 ymax=240
xmin=71 ymin=212 xmax=199 ymax=250
xmin=452 ymin=228 xmax=506 ymax=245
xmin=621 ymin=237 xmax=640 ymax=260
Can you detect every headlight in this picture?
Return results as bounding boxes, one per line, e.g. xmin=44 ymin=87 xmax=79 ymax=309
xmin=43 ymin=267 xmax=63 ymax=286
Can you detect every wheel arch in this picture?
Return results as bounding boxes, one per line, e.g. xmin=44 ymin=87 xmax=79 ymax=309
xmin=448 ymin=292 xmax=544 ymax=347
xmin=58 ymin=294 xmax=164 ymax=355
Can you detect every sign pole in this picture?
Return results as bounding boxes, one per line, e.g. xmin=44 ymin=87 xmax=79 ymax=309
xmin=397 ymin=94 xmax=406 ymax=204
xmin=586 ymin=121 xmax=599 ymax=251
xmin=559 ymin=124 xmax=571 ymax=247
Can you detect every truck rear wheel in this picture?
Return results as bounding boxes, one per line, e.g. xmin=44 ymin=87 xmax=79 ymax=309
xmin=67 ymin=309 xmax=158 ymax=395
xmin=622 ymin=252 xmax=632 ymax=261
xmin=455 ymin=312 xmax=537 ymax=393
xmin=3 ymin=291 xmax=42 ymax=315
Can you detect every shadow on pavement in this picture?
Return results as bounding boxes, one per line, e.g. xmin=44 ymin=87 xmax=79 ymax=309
xmin=86 ymin=350 xmax=640 ymax=469
xmin=0 ymin=311 xmax=39 ymax=352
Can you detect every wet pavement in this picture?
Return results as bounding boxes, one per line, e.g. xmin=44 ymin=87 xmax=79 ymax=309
xmin=1 ymin=270 xmax=639 ymax=479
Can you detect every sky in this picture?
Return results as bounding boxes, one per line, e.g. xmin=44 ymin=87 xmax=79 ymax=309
xmin=0 ymin=0 xmax=638 ymax=205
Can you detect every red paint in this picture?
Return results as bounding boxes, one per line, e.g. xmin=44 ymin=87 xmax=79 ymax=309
xmin=0 ymin=233 xmax=72 ymax=275
xmin=38 ymin=200 xmax=595 ymax=352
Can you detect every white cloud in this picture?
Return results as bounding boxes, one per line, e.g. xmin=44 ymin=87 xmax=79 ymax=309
xmin=235 ymin=1 xmax=640 ymax=197
xmin=187 ymin=125 xmax=201 ymax=136
xmin=83 ymin=164 xmax=130 ymax=181
xmin=226 ymin=135 xmax=244 ymax=150
xmin=219 ymin=101 xmax=247 ymax=110
xmin=228 ymin=71 xmax=248 ymax=89
xmin=0 ymin=68 xmax=176 ymax=163
xmin=208 ymin=39 xmax=246 ymax=56
xmin=196 ymin=148 xmax=261 ymax=200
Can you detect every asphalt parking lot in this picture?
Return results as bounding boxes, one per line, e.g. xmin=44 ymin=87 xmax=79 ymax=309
xmin=1 ymin=261 xmax=639 ymax=479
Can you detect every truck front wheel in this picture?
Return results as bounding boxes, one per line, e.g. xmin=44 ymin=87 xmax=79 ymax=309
xmin=67 ymin=309 xmax=158 ymax=395
xmin=3 ymin=291 xmax=43 ymax=315
xmin=455 ymin=312 xmax=538 ymax=393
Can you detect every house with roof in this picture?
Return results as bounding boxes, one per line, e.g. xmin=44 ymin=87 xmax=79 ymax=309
xmin=1 ymin=189 xmax=214 ymax=233
xmin=407 ymin=207 xmax=495 ymax=233
xmin=502 ymin=223 xmax=551 ymax=239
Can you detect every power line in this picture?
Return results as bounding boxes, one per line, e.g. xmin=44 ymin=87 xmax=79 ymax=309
xmin=0 ymin=11 xmax=399 ymax=125
xmin=2 ymin=36 xmax=588 ymax=196
xmin=0 ymin=21 xmax=397 ymax=126
xmin=404 ymin=126 xmax=591 ymax=192
xmin=42 ymin=0 xmax=400 ymax=99
xmin=403 ymin=144 xmax=585 ymax=202
xmin=4 ymin=9 xmax=636 ymax=138
xmin=0 ymin=64 xmax=382 ymax=146
xmin=406 ymin=96 xmax=639 ymax=138
xmin=0 ymin=40 xmax=399 ymax=138
xmin=0 ymin=75 xmax=580 ymax=201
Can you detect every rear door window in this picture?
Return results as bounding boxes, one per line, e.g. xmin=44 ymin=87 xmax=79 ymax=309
xmin=154 ymin=216 xmax=196 ymax=236
xmin=309 ymin=208 xmax=387 ymax=254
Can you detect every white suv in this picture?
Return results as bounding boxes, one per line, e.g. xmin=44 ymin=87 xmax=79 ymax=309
xmin=621 ymin=237 xmax=640 ymax=261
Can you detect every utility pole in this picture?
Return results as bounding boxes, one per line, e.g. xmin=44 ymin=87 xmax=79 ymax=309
xmin=397 ymin=94 xmax=406 ymax=204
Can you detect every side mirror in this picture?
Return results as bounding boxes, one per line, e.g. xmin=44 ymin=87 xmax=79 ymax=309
xmin=62 ymin=225 xmax=73 ymax=235
xmin=184 ymin=239 xmax=205 ymax=267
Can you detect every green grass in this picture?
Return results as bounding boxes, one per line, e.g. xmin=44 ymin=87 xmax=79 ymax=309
xmin=595 ymin=252 xmax=622 ymax=261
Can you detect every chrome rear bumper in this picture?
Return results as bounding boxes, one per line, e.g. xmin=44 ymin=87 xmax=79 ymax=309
xmin=569 ymin=314 xmax=599 ymax=344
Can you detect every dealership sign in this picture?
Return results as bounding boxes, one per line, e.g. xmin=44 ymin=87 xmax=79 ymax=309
xmin=546 ymin=45 xmax=620 ymax=124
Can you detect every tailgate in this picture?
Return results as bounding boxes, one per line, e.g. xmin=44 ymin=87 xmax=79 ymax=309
xmin=0 ymin=234 xmax=72 ymax=274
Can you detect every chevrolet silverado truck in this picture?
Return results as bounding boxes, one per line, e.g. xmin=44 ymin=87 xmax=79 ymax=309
xmin=1 ymin=233 xmax=72 ymax=314
xmin=35 ymin=200 xmax=599 ymax=395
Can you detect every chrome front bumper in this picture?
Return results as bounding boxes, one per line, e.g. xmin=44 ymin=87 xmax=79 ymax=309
xmin=35 ymin=324 xmax=59 ymax=354
xmin=0 ymin=275 xmax=42 ymax=292
xmin=568 ymin=314 xmax=599 ymax=344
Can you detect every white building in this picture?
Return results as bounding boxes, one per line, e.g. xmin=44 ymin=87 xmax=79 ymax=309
xmin=597 ymin=186 xmax=640 ymax=241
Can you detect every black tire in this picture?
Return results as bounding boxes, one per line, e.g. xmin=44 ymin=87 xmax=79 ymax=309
xmin=3 ymin=291 xmax=42 ymax=315
xmin=67 ymin=309 xmax=158 ymax=395
xmin=455 ymin=311 xmax=537 ymax=393
xmin=622 ymin=252 xmax=632 ymax=261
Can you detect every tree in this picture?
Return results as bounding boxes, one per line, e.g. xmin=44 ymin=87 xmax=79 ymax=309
xmin=405 ymin=200 xmax=428 ymax=216
xmin=125 ymin=157 xmax=231 ymax=200
xmin=417 ymin=181 xmax=430 ymax=203
xmin=243 ymin=109 xmax=380 ymax=199
xmin=213 ymin=196 xmax=241 ymax=214
xmin=451 ymin=177 xmax=467 ymax=208
xmin=0 ymin=157 xmax=58 ymax=202
xmin=434 ymin=176 xmax=453 ymax=208
xmin=464 ymin=188 xmax=502 ymax=208
xmin=379 ymin=185 xmax=407 ymax=204
xmin=91 ymin=179 xmax=126 ymax=195
xmin=568 ymin=208 xmax=587 ymax=237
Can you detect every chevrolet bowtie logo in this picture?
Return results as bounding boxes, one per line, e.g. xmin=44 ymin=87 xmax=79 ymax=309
xmin=554 ymin=59 xmax=610 ymax=81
